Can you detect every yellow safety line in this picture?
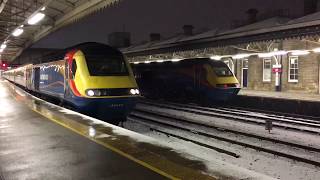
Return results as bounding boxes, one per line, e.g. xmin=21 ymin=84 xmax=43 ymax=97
xmin=7 ymin=83 xmax=179 ymax=180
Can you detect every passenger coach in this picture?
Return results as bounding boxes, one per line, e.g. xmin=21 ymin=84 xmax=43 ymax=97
xmin=3 ymin=42 xmax=139 ymax=125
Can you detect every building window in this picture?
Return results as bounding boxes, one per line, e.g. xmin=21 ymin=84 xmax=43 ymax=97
xmin=223 ymin=58 xmax=234 ymax=73
xmin=263 ymin=58 xmax=271 ymax=82
xmin=241 ymin=59 xmax=249 ymax=88
xmin=288 ymin=56 xmax=298 ymax=82
xmin=242 ymin=59 xmax=249 ymax=68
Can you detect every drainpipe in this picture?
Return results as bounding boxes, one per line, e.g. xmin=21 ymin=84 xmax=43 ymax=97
xmin=276 ymin=55 xmax=282 ymax=92
xmin=272 ymin=48 xmax=283 ymax=91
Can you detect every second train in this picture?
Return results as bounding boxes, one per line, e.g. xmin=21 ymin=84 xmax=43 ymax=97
xmin=132 ymin=58 xmax=240 ymax=104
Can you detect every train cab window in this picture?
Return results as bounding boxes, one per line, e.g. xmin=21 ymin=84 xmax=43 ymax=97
xmin=85 ymin=55 xmax=128 ymax=76
xmin=210 ymin=61 xmax=233 ymax=77
xmin=71 ymin=60 xmax=77 ymax=79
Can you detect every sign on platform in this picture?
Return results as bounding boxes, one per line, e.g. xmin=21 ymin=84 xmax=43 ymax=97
xmin=272 ymin=64 xmax=282 ymax=73
xmin=272 ymin=68 xmax=282 ymax=73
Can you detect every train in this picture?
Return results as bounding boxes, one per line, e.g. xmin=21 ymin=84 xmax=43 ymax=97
xmin=131 ymin=58 xmax=240 ymax=103
xmin=3 ymin=42 xmax=140 ymax=125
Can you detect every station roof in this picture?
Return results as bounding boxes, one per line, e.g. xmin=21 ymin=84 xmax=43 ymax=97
xmin=122 ymin=13 xmax=320 ymax=57
xmin=0 ymin=0 xmax=119 ymax=62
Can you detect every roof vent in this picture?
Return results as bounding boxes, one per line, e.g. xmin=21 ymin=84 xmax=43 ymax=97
xmin=246 ymin=8 xmax=258 ymax=24
xmin=150 ymin=33 xmax=161 ymax=41
xmin=183 ymin=25 xmax=194 ymax=36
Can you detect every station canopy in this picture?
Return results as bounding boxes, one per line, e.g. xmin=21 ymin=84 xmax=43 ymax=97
xmin=0 ymin=0 xmax=119 ymax=62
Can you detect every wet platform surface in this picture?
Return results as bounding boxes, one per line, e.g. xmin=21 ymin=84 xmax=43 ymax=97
xmin=0 ymin=81 xmax=166 ymax=179
xmin=0 ymin=80 xmax=214 ymax=180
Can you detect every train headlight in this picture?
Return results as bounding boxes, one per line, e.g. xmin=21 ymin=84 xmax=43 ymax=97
xmin=86 ymin=89 xmax=101 ymax=97
xmin=130 ymin=89 xmax=136 ymax=95
xmin=95 ymin=90 xmax=101 ymax=96
xmin=130 ymin=88 xmax=139 ymax=95
xmin=87 ymin=90 xmax=95 ymax=97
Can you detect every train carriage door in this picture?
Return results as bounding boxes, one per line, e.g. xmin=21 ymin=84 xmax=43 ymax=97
xmin=64 ymin=60 xmax=70 ymax=97
xmin=33 ymin=67 xmax=40 ymax=91
xmin=242 ymin=59 xmax=249 ymax=88
xmin=64 ymin=58 xmax=78 ymax=98
xmin=26 ymin=67 xmax=32 ymax=89
xmin=195 ymin=64 xmax=201 ymax=90
xmin=194 ymin=62 xmax=203 ymax=101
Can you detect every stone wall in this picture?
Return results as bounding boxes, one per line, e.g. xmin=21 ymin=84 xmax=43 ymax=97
xmin=240 ymin=39 xmax=320 ymax=94
xmin=280 ymin=54 xmax=319 ymax=93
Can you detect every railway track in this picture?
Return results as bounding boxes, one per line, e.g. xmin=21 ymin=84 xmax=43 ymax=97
xmin=128 ymin=108 xmax=320 ymax=166
xmin=219 ymin=105 xmax=320 ymax=124
xmin=139 ymin=99 xmax=320 ymax=134
xmin=222 ymin=104 xmax=320 ymax=122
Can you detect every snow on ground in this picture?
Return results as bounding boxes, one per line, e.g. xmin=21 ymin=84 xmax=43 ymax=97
xmin=125 ymin=119 xmax=320 ymax=180
xmin=151 ymin=103 xmax=320 ymax=133
xmin=136 ymin=104 xmax=320 ymax=149
xmin=128 ymin=104 xmax=320 ymax=180
xmin=125 ymin=120 xmax=276 ymax=180
xmin=131 ymin=111 xmax=320 ymax=163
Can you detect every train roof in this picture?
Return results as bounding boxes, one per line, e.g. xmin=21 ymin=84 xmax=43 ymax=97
xmin=132 ymin=57 xmax=227 ymax=68
xmin=66 ymin=42 xmax=122 ymax=56
xmin=6 ymin=42 xmax=124 ymax=71
xmin=31 ymin=42 xmax=123 ymax=63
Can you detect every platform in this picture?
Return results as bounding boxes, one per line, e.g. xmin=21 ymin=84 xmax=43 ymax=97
xmin=238 ymin=89 xmax=320 ymax=102
xmin=0 ymin=80 xmax=214 ymax=180
xmin=231 ymin=89 xmax=320 ymax=117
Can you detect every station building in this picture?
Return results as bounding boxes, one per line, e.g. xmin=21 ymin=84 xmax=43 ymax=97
xmin=122 ymin=12 xmax=320 ymax=95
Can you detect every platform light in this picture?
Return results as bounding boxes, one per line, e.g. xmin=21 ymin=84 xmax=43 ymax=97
xmin=144 ymin=61 xmax=151 ymax=63
xmin=232 ymin=53 xmax=250 ymax=59
xmin=258 ymin=53 xmax=272 ymax=58
xmin=28 ymin=12 xmax=45 ymax=25
xmin=270 ymin=50 xmax=287 ymax=56
xmin=0 ymin=44 xmax=6 ymax=49
xmin=291 ymin=50 xmax=310 ymax=56
xmin=313 ymin=48 xmax=320 ymax=53
xmin=171 ymin=58 xmax=182 ymax=62
xmin=210 ymin=55 xmax=222 ymax=60
xmin=133 ymin=62 xmax=140 ymax=64
xmin=41 ymin=6 xmax=46 ymax=11
xmin=156 ymin=60 xmax=164 ymax=63
xmin=258 ymin=50 xmax=287 ymax=58
xmin=12 ymin=28 xmax=24 ymax=37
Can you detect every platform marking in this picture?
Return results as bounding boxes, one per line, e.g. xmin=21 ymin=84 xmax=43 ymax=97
xmin=7 ymin=84 xmax=180 ymax=180
xmin=30 ymin=108 xmax=179 ymax=180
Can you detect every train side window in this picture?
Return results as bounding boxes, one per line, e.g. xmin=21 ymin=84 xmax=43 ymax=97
xmin=71 ymin=60 xmax=77 ymax=79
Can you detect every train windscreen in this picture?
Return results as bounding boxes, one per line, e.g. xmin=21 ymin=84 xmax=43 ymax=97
xmin=210 ymin=61 xmax=233 ymax=77
xmin=85 ymin=55 xmax=128 ymax=76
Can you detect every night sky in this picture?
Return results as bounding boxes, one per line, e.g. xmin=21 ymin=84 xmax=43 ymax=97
xmin=33 ymin=0 xmax=304 ymax=49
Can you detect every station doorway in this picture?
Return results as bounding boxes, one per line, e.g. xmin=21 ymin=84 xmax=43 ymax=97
xmin=241 ymin=59 xmax=249 ymax=88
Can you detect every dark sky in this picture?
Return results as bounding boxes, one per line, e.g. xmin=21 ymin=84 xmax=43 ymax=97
xmin=33 ymin=0 xmax=304 ymax=48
